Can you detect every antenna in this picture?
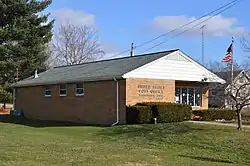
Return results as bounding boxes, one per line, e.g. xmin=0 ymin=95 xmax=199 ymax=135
xmin=200 ymin=25 xmax=206 ymax=65
xmin=130 ymin=43 xmax=134 ymax=57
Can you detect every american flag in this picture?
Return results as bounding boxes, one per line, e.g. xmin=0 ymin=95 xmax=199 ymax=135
xmin=221 ymin=42 xmax=233 ymax=62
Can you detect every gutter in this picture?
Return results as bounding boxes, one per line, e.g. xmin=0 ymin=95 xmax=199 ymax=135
xmin=11 ymin=75 xmax=123 ymax=88
xmin=111 ymin=77 xmax=119 ymax=126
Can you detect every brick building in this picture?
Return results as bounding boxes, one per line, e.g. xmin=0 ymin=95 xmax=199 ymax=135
xmin=12 ymin=49 xmax=225 ymax=125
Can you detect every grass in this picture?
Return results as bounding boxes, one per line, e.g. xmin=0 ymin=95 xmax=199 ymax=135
xmin=0 ymin=117 xmax=250 ymax=166
xmin=219 ymin=120 xmax=250 ymax=126
xmin=218 ymin=109 xmax=250 ymax=126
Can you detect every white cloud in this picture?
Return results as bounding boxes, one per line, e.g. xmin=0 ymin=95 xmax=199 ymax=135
xmin=151 ymin=14 xmax=248 ymax=37
xmin=51 ymin=9 xmax=95 ymax=27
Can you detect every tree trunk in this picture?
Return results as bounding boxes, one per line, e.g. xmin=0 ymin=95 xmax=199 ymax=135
xmin=236 ymin=111 xmax=242 ymax=130
xmin=3 ymin=102 xmax=6 ymax=109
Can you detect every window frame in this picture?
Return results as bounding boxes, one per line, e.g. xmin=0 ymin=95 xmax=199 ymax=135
xmin=59 ymin=84 xmax=67 ymax=97
xmin=75 ymin=83 xmax=84 ymax=96
xmin=44 ymin=86 xmax=52 ymax=97
xmin=238 ymin=76 xmax=245 ymax=84
xmin=175 ymin=86 xmax=202 ymax=107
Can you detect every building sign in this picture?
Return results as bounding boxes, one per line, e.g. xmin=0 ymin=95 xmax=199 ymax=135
xmin=137 ymin=84 xmax=164 ymax=100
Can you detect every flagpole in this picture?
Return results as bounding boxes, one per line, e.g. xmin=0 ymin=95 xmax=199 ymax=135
xmin=231 ymin=37 xmax=234 ymax=109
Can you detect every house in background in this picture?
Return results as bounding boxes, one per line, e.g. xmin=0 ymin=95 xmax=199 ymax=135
xmin=224 ymin=70 xmax=250 ymax=109
xmin=209 ymin=70 xmax=250 ymax=108
xmin=209 ymin=70 xmax=241 ymax=108
xmin=11 ymin=49 xmax=225 ymax=125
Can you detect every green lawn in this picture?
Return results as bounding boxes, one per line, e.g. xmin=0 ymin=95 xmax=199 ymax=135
xmin=0 ymin=120 xmax=250 ymax=166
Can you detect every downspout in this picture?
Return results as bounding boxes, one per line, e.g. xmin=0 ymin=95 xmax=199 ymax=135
xmin=111 ymin=77 xmax=119 ymax=126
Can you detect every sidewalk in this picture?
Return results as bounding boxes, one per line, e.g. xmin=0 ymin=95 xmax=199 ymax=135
xmin=187 ymin=120 xmax=250 ymax=128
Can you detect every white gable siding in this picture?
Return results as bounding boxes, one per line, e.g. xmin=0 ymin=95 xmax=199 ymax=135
xmin=123 ymin=51 xmax=225 ymax=83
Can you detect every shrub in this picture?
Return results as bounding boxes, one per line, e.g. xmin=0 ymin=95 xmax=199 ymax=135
xmin=242 ymin=109 xmax=250 ymax=121
xmin=126 ymin=105 xmax=152 ymax=124
xmin=156 ymin=103 xmax=192 ymax=123
xmin=193 ymin=109 xmax=236 ymax=121
xmin=136 ymin=102 xmax=192 ymax=123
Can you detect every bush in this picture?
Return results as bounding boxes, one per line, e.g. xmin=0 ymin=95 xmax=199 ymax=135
xmin=156 ymin=103 xmax=192 ymax=123
xmin=193 ymin=109 xmax=236 ymax=121
xmin=242 ymin=109 xmax=250 ymax=121
xmin=136 ymin=102 xmax=192 ymax=123
xmin=126 ymin=105 xmax=152 ymax=124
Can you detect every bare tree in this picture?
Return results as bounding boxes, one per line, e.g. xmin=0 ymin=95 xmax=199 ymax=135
xmin=52 ymin=23 xmax=105 ymax=66
xmin=207 ymin=61 xmax=227 ymax=72
xmin=240 ymin=37 xmax=250 ymax=52
xmin=207 ymin=61 xmax=242 ymax=108
xmin=44 ymin=42 xmax=55 ymax=69
xmin=225 ymin=72 xmax=250 ymax=130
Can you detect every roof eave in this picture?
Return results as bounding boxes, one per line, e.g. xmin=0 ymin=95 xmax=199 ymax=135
xmin=12 ymin=75 xmax=123 ymax=88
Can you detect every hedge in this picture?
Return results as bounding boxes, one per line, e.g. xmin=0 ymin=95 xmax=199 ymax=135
xmin=242 ymin=110 xmax=250 ymax=120
xmin=192 ymin=109 xmax=236 ymax=121
xmin=127 ymin=102 xmax=192 ymax=123
xmin=156 ymin=103 xmax=192 ymax=123
xmin=126 ymin=105 xmax=152 ymax=124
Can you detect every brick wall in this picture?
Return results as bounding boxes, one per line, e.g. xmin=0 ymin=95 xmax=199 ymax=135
xmin=126 ymin=78 xmax=175 ymax=106
xmin=15 ymin=79 xmax=126 ymax=125
xmin=125 ymin=79 xmax=208 ymax=109
xmin=15 ymin=78 xmax=209 ymax=125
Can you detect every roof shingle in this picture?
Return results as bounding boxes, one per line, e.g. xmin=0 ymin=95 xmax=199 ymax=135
xmin=12 ymin=49 xmax=178 ymax=87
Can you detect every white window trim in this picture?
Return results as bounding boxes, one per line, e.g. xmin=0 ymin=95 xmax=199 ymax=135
xmin=75 ymin=84 xmax=84 ymax=96
xmin=44 ymin=87 xmax=51 ymax=97
xmin=59 ymin=84 xmax=67 ymax=97
xmin=176 ymin=86 xmax=202 ymax=107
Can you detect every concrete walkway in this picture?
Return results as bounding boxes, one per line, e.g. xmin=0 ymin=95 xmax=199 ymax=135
xmin=187 ymin=120 xmax=250 ymax=129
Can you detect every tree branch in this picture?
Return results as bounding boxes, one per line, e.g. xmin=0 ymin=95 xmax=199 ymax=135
xmin=50 ymin=23 xmax=105 ymax=66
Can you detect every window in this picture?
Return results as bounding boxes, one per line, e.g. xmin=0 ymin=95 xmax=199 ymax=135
xmin=175 ymin=87 xmax=202 ymax=106
xmin=75 ymin=83 xmax=84 ymax=96
xmin=175 ymin=87 xmax=181 ymax=104
xmin=44 ymin=87 xmax=51 ymax=97
xmin=59 ymin=84 xmax=67 ymax=96
xmin=238 ymin=77 xmax=245 ymax=84
xmin=194 ymin=88 xmax=201 ymax=106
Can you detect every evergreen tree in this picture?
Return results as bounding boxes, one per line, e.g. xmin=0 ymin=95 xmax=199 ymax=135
xmin=0 ymin=0 xmax=54 ymax=104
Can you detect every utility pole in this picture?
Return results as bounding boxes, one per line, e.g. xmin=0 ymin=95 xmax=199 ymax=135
xmin=200 ymin=25 xmax=206 ymax=65
xmin=130 ymin=43 xmax=134 ymax=57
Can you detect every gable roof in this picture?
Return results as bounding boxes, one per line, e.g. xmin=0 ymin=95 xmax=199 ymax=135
xmin=12 ymin=49 xmax=178 ymax=87
xmin=123 ymin=50 xmax=226 ymax=84
xmin=224 ymin=70 xmax=250 ymax=90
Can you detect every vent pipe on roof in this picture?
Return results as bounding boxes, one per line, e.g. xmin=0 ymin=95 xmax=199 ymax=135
xmin=34 ymin=69 xmax=38 ymax=78
xmin=130 ymin=43 xmax=134 ymax=57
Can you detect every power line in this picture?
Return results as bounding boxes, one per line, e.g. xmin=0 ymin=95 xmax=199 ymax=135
xmin=136 ymin=0 xmax=240 ymax=49
xmin=139 ymin=0 xmax=243 ymax=54
xmin=81 ymin=0 xmax=240 ymax=77
xmin=107 ymin=0 xmax=241 ymax=59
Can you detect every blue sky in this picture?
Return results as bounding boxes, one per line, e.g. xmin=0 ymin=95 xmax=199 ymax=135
xmin=45 ymin=0 xmax=250 ymax=66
